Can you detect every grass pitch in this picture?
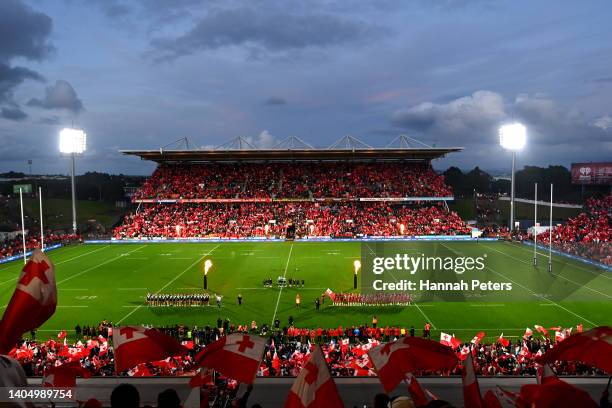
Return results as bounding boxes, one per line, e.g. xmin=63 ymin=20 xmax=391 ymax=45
xmin=0 ymin=241 xmax=610 ymax=344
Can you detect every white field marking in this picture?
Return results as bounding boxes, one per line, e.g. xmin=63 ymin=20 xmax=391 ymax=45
xmin=483 ymin=243 xmax=611 ymax=299
xmin=0 ymin=245 xmax=112 ymax=287
xmin=407 ymin=304 xmax=435 ymax=307
xmin=122 ymin=305 xmax=140 ymax=308
xmin=126 ymin=257 xmax=149 ymax=260
xmin=539 ymin=304 xmax=561 ymax=306
xmin=363 ymin=242 xmax=437 ymax=329
xmin=439 ymin=242 xmax=598 ymax=326
xmin=271 ymin=242 xmax=294 ymax=326
xmin=508 ymin=241 xmax=612 ymax=281
xmin=116 ymin=245 xmax=220 ymax=324
xmin=56 ymin=245 xmax=147 ymax=286
xmin=59 ymin=288 xmax=89 ymax=291
xmin=118 ymin=288 xmax=148 ymax=290
xmin=487 ymin=265 xmax=598 ymax=326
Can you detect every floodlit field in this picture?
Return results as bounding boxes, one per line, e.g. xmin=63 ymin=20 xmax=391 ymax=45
xmin=0 ymin=241 xmax=610 ymax=343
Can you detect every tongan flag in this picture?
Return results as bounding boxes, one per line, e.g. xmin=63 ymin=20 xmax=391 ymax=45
xmin=43 ymin=361 xmax=91 ymax=387
xmin=470 ymin=332 xmax=486 ymax=346
xmin=113 ymin=326 xmax=188 ymax=373
xmin=462 ymin=351 xmax=484 ymax=408
xmin=195 ymin=333 xmax=266 ymax=384
xmin=497 ymin=333 xmax=510 ymax=348
xmin=0 ymin=249 xmax=57 ymax=354
xmin=284 ymin=345 xmax=343 ymax=408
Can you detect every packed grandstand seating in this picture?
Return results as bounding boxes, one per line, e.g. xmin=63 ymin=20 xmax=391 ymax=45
xmin=10 ymin=321 xmax=604 ymax=379
xmin=113 ymin=202 xmax=471 ymax=239
xmin=133 ymin=163 xmax=453 ymax=200
xmin=0 ymin=231 xmax=79 ymax=260
xmin=534 ymin=196 xmax=611 ymax=265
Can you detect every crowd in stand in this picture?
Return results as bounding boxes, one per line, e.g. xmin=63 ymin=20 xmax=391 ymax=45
xmin=133 ymin=163 xmax=453 ymax=200
xmin=9 ymin=320 xmax=606 ymax=382
xmin=534 ymin=196 xmax=611 ymax=265
xmin=0 ymin=231 xmax=79 ymax=260
xmin=113 ymin=202 xmax=470 ymax=239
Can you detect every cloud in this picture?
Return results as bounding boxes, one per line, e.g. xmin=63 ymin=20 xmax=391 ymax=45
xmin=264 ymin=97 xmax=287 ymax=106
xmin=0 ymin=0 xmax=53 ymax=121
xmin=245 ymin=130 xmax=278 ymax=148
xmin=1 ymin=106 xmax=27 ymax=121
xmin=27 ymin=80 xmax=84 ymax=113
xmin=390 ymin=90 xmax=612 ymax=166
xmin=0 ymin=0 xmax=54 ymax=62
xmin=149 ymin=7 xmax=387 ymax=61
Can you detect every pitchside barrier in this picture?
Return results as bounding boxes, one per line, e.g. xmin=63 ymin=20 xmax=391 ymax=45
xmin=86 ymin=235 xmax=498 ymax=244
xmin=0 ymin=244 xmax=62 ymax=265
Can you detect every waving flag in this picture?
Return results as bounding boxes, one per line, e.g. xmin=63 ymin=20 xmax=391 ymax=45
xmin=405 ymin=373 xmax=436 ymax=406
xmin=536 ymin=363 xmax=557 ymax=385
xmin=462 ymin=351 xmax=484 ymax=408
xmin=497 ymin=333 xmax=510 ymax=348
xmin=0 ymin=249 xmax=57 ymax=354
xmin=470 ymin=332 xmax=486 ymax=345
xmin=284 ymin=345 xmax=343 ymax=408
xmin=520 ymin=379 xmax=597 ymax=408
xmin=195 ymin=333 xmax=266 ymax=384
xmin=43 ymin=361 xmax=91 ymax=387
xmin=369 ymin=337 xmax=457 ymax=393
xmin=523 ymin=327 xmax=533 ymax=339
xmin=113 ymin=326 xmax=188 ymax=373
xmin=440 ymin=332 xmax=461 ymax=348
xmin=537 ymin=326 xmax=612 ymax=373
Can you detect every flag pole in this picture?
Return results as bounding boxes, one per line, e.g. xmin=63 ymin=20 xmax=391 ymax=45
xmin=533 ymin=183 xmax=537 ymax=266
xmin=548 ymin=184 xmax=553 ymax=273
xmin=39 ymin=186 xmax=44 ymax=251
xmin=20 ymin=188 xmax=27 ymax=264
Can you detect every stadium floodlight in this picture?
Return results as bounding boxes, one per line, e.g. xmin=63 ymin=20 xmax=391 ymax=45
xmin=499 ymin=123 xmax=526 ymax=232
xmin=59 ymin=128 xmax=87 ymax=234
xmin=203 ymin=259 xmax=213 ymax=290
xmin=353 ymin=259 xmax=361 ymax=289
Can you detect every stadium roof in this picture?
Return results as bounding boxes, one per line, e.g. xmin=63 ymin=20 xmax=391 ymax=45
xmin=120 ymin=135 xmax=463 ymax=163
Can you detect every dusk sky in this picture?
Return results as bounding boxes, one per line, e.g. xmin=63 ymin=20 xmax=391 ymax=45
xmin=1 ymin=0 xmax=611 ymax=175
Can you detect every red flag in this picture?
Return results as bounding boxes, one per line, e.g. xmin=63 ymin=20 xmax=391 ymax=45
xmin=284 ymin=345 xmax=343 ymax=408
xmin=498 ymin=333 xmax=510 ymax=348
xmin=523 ymin=327 xmax=533 ymax=339
xmin=520 ymin=379 xmax=597 ymax=408
xmin=554 ymin=330 xmax=566 ymax=343
xmin=576 ymin=324 xmax=583 ymax=333
xmin=462 ymin=350 xmax=484 ymax=408
xmin=471 ymin=331 xmax=486 ymax=345
xmin=113 ymin=326 xmax=188 ymax=373
xmin=440 ymin=332 xmax=460 ymax=348
xmin=536 ymin=363 xmax=557 ymax=385
xmin=42 ymin=361 xmax=91 ymax=387
xmin=0 ymin=249 xmax=57 ymax=354
xmin=272 ymin=349 xmax=281 ymax=376
xmin=58 ymin=330 xmax=67 ymax=340
xmin=484 ymin=386 xmax=525 ymax=408
xmin=195 ymin=333 xmax=266 ymax=384
xmin=536 ymin=326 xmax=612 ymax=373
xmin=534 ymin=325 xmax=549 ymax=338
xmin=189 ymin=368 xmax=214 ymax=388
xmin=369 ymin=337 xmax=457 ymax=393
xmin=405 ymin=373 xmax=433 ymax=407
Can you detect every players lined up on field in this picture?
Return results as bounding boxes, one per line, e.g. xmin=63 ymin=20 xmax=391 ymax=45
xmin=263 ymin=277 xmax=305 ymax=288
xmin=328 ymin=293 xmax=412 ymax=307
xmin=146 ymin=293 xmax=210 ymax=307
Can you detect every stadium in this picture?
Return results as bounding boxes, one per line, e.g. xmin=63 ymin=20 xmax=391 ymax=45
xmin=1 ymin=2 xmax=612 ymax=407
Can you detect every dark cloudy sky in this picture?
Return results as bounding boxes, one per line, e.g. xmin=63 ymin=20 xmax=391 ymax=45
xmin=1 ymin=0 xmax=611 ymax=175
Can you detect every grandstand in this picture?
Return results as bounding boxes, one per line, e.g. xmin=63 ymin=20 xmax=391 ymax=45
xmin=116 ymin=136 xmax=467 ymax=240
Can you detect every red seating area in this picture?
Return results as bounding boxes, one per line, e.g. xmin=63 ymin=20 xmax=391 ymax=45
xmin=536 ymin=196 xmax=611 ymax=265
xmin=133 ymin=162 xmax=453 ymax=200
xmin=0 ymin=232 xmax=78 ymax=260
xmin=113 ymin=203 xmax=470 ymax=239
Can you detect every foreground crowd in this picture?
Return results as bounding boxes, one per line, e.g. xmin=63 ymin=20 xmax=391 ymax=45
xmin=9 ymin=321 xmax=606 ymax=380
xmin=0 ymin=231 xmax=78 ymax=260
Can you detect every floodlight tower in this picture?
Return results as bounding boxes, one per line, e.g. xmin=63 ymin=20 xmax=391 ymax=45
xmin=499 ymin=123 xmax=526 ymax=232
xmin=59 ymin=128 xmax=87 ymax=234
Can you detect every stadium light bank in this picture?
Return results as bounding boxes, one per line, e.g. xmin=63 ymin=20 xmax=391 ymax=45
xmin=59 ymin=128 xmax=87 ymax=234
xmin=499 ymin=123 xmax=526 ymax=232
